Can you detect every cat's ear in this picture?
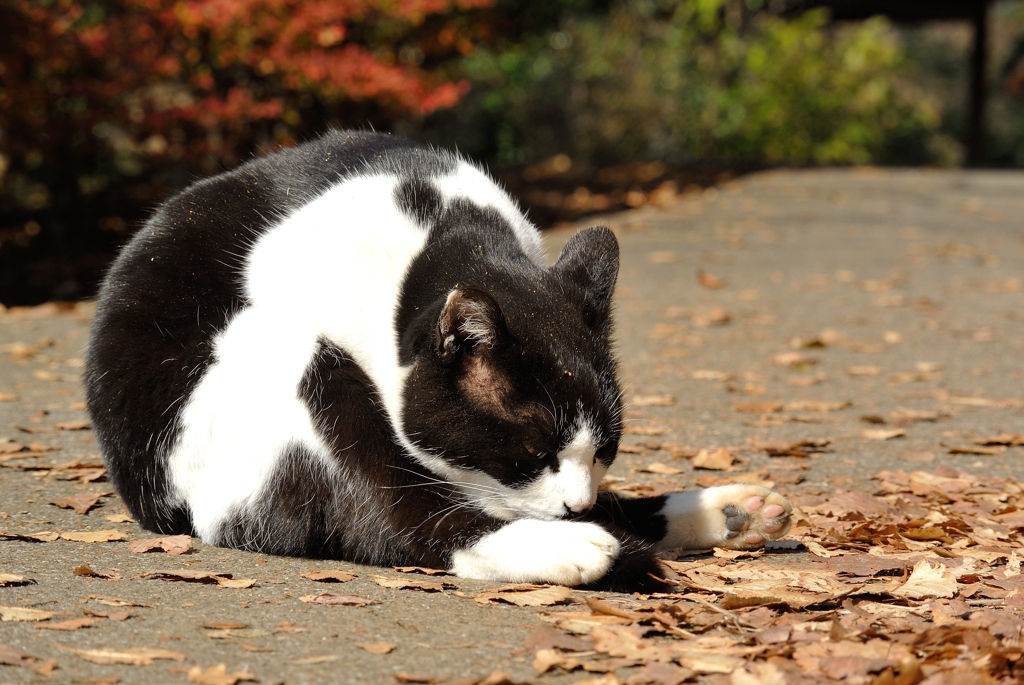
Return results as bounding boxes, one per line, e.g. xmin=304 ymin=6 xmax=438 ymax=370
xmin=435 ymin=287 xmax=506 ymax=362
xmin=552 ymin=226 xmax=619 ymax=318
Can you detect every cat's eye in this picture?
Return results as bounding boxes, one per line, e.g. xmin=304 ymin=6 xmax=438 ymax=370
xmin=523 ymin=443 xmax=547 ymax=459
xmin=595 ymin=442 xmax=616 ymax=463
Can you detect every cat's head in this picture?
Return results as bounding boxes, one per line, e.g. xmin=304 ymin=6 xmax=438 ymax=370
xmin=400 ymin=226 xmax=623 ymax=521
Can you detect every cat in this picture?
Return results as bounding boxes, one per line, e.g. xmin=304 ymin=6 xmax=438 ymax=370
xmin=85 ymin=130 xmax=792 ymax=591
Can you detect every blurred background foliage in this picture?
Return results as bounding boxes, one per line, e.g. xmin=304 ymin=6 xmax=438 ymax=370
xmin=2 ymin=0 xmax=1024 ymax=303
xmin=407 ymin=2 xmax=947 ymax=167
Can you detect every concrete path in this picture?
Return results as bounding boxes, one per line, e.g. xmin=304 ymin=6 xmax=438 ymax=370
xmin=1 ymin=168 xmax=1022 ymax=685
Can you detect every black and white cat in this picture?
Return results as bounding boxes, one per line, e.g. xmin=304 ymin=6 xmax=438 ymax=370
xmin=85 ymin=130 xmax=791 ymax=591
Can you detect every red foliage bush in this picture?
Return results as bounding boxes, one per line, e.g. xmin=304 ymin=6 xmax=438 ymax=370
xmin=0 ymin=0 xmax=489 ymax=302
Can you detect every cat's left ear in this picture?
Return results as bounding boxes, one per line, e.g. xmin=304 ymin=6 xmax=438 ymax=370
xmin=552 ymin=226 xmax=619 ymax=319
xmin=435 ymin=287 xmax=506 ymax=362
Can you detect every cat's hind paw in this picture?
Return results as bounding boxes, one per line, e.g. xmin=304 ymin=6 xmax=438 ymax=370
xmin=661 ymin=484 xmax=792 ymax=551
xmin=710 ymin=485 xmax=792 ymax=549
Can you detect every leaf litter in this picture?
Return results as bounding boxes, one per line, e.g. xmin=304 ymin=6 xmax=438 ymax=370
xmin=369 ymin=574 xmax=456 ymax=592
xmin=514 ymin=465 xmax=1024 ymax=683
xmin=137 ymin=569 xmax=255 ymax=588
xmin=5 ymin=269 xmax=1024 ymax=685
xmin=187 ymin=663 xmax=257 ymax=685
xmin=127 ymin=533 xmax=192 ymax=555
xmin=55 ymin=644 xmax=186 ymax=665
xmin=300 ymin=569 xmax=357 ymax=582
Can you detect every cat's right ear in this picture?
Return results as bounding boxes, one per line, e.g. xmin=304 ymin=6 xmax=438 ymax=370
xmin=435 ymin=288 xmax=506 ymax=363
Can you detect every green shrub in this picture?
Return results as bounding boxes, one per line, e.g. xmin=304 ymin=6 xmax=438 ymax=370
xmin=417 ymin=0 xmax=952 ymax=167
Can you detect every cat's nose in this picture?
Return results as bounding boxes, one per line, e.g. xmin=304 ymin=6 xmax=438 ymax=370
xmin=564 ymin=501 xmax=593 ymax=515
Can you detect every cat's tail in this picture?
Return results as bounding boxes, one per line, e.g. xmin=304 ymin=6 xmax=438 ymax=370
xmin=583 ymin=534 xmax=671 ymax=593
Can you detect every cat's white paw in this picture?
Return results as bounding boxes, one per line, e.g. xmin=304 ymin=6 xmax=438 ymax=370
xmin=450 ymin=519 xmax=619 ymax=586
xmin=661 ymin=484 xmax=792 ymax=551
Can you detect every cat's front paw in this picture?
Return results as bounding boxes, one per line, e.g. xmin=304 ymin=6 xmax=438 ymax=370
xmin=449 ymin=519 xmax=620 ymax=586
xmin=661 ymin=484 xmax=792 ymax=551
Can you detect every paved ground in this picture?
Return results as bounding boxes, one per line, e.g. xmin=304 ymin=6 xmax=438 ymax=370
xmin=1 ymin=167 xmax=1022 ymax=685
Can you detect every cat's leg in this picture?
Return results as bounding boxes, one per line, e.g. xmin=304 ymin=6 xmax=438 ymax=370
xmin=449 ymin=519 xmax=621 ymax=586
xmin=659 ymin=484 xmax=792 ymax=550
xmin=586 ymin=484 xmax=792 ymax=552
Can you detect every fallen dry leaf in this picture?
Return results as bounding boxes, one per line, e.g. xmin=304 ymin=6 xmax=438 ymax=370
xmin=300 ymin=569 xmax=357 ymax=583
xmin=975 ymin=433 xmax=1024 ymax=446
xmin=846 ymin=365 xmax=881 ymax=377
xmin=34 ymin=617 xmax=95 ymax=631
xmin=395 ymin=671 xmax=448 ymax=684
xmin=82 ymin=594 xmax=154 ymax=608
xmin=696 ymin=270 xmax=727 ymax=289
xmin=0 ymin=606 xmax=60 ymax=622
xmin=73 ymin=564 xmax=121 ymax=581
xmin=732 ymin=402 xmax=783 ymax=414
xmin=523 ymin=625 xmax=594 ymax=653
xmin=770 ymin=352 xmax=816 ymax=367
xmin=533 ymin=648 xmax=584 ymax=675
xmin=274 ymin=620 xmax=306 ymax=633
xmin=51 ymin=492 xmax=105 ymax=515
xmin=61 ymin=529 xmax=127 ymax=543
xmin=299 ymin=592 xmax=379 ymax=607
xmin=636 ymin=462 xmax=685 ymax=475
xmin=690 ymin=447 xmax=733 ymax=471
xmin=631 ymin=395 xmax=676 ymax=407
xmin=83 ymin=607 xmax=131 ymax=621
xmin=691 ymin=370 xmax=731 ymax=381
xmin=128 ymin=534 xmax=192 ymax=555
xmin=626 ymin=662 xmax=693 ymax=685
xmin=56 ymin=644 xmax=186 ymax=665
xmin=891 ymin=560 xmax=957 ymax=600
xmin=55 ymin=420 xmax=91 ymax=431
xmin=0 ymin=573 xmax=34 ymax=586
xmin=203 ymin=621 xmax=248 ymax=630
xmin=393 ymin=566 xmax=449 ymax=576
xmin=0 ymin=530 xmax=61 ymax=542
xmin=472 ymin=585 xmax=573 ymax=607
xmin=0 ymin=644 xmax=57 ymax=675
xmin=291 ymin=654 xmax=339 ymax=665
xmin=572 ymin=675 xmax=621 ymax=685
xmin=187 ymin=663 xmax=257 ymax=685
xmin=138 ymin=570 xmax=255 ymax=588
xmin=356 ymin=641 xmax=396 ymax=654
xmin=786 ymin=395 xmax=851 ymax=411
xmin=860 ymin=428 xmax=906 ymax=441
xmin=467 ymin=671 xmax=521 ymax=685
xmin=369 ymin=574 xmax=454 ymax=592
xmin=947 ymin=445 xmax=1006 ymax=456
xmin=104 ymin=512 xmax=135 ymax=523
xmin=891 ymin=407 xmax=945 ymax=424
xmin=749 ymin=437 xmax=832 ymax=457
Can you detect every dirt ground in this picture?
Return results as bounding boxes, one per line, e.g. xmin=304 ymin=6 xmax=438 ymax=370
xmin=2 ymin=167 xmax=1023 ymax=685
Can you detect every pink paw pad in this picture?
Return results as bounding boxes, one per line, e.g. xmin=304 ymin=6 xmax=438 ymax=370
xmin=744 ymin=496 xmax=765 ymax=512
xmin=762 ymin=504 xmax=785 ymax=519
